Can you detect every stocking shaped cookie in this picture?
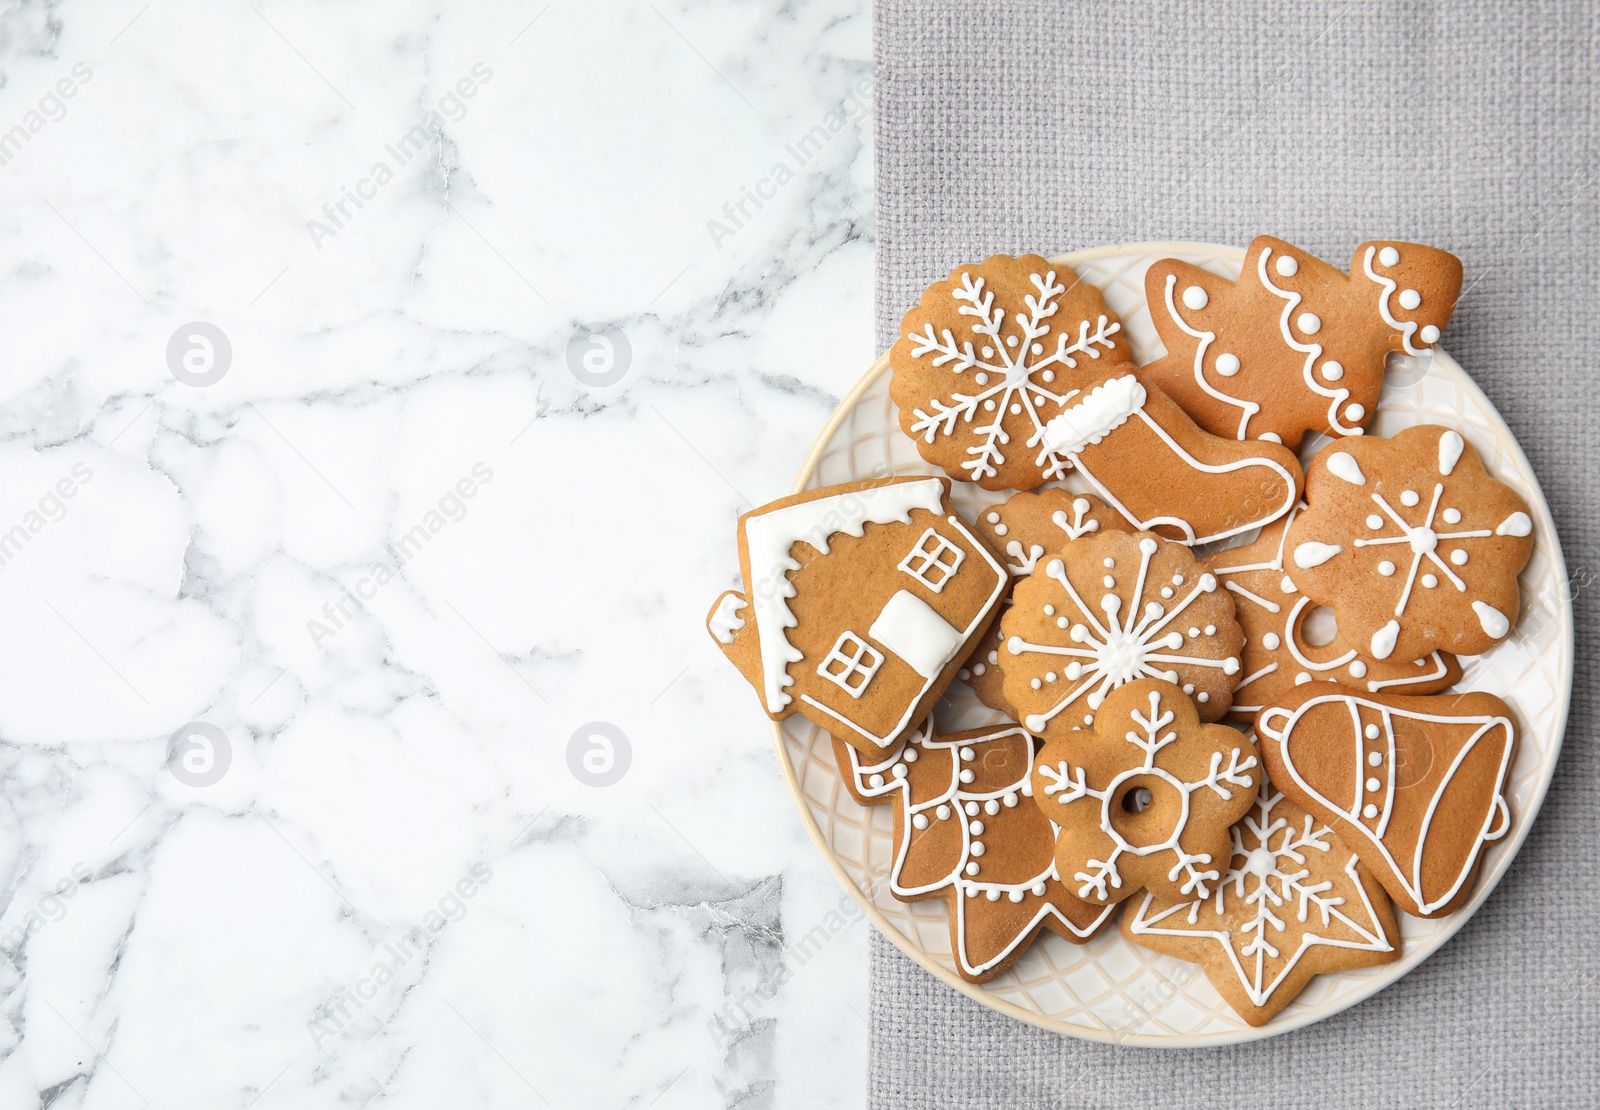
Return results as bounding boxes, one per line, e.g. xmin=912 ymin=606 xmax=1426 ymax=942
xmin=1204 ymin=503 xmax=1460 ymax=723
xmin=833 ymin=723 xmax=1115 ymax=982
xmin=959 ymin=490 xmax=1131 ymax=715
xmin=1257 ymin=687 xmax=1516 ymax=918
xmin=1122 ymin=780 xmax=1399 ymax=1026
xmin=707 ymin=476 xmax=1006 ymax=754
xmin=1001 ymin=532 xmax=1242 ymax=737
xmin=891 ymin=254 xmax=1304 ymax=543
xmin=1031 ymin=679 xmax=1260 ymax=905
xmin=1286 ymin=425 xmax=1535 ymax=661
xmin=1144 ymin=237 xmax=1463 ymax=447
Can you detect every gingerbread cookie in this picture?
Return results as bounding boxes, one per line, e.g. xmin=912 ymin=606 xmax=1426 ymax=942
xmin=835 ymin=723 xmax=1115 ymax=982
xmin=1204 ymin=503 xmax=1461 ymax=723
xmin=1286 ymin=425 xmax=1534 ymax=661
xmin=1031 ymin=679 xmax=1260 ymax=904
xmin=892 ymin=254 xmax=1305 ymax=543
xmin=708 ymin=476 xmax=1006 ymax=754
xmin=1143 ymin=237 xmax=1464 ymax=448
xmin=1000 ymin=532 xmax=1242 ymax=737
xmin=959 ymin=491 xmax=1131 ymax=714
xmin=1122 ymin=780 xmax=1399 ymax=1026
xmin=1257 ymin=686 xmax=1516 ymax=918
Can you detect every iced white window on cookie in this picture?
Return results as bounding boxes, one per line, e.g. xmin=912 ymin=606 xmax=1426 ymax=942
xmin=818 ymin=631 xmax=884 ymax=697
xmin=897 ymin=527 xmax=965 ymax=592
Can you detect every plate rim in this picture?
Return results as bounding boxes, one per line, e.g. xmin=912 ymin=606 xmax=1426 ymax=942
xmin=768 ymin=240 xmax=1576 ymax=1046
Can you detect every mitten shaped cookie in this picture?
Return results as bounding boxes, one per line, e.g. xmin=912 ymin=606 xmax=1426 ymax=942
xmin=1203 ymin=503 xmax=1460 ymax=723
xmin=833 ymin=723 xmax=1115 ymax=982
xmin=1257 ymin=686 xmax=1516 ymax=918
xmin=1285 ymin=425 xmax=1534 ymax=662
xmin=891 ymin=254 xmax=1304 ymax=543
xmin=1143 ymin=237 xmax=1463 ymax=448
xmin=959 ymin=490 xmax=1131 ymax=715
xmin=707 ymin=476 xmax=1006 ymax=754
xmin=1122 ymin=780 xmax=1399 ymax=1026
xmin=1001 ymin=532 xmax=1242 ymax=737
xmin=1031 ymin=679 xmax=1260 ymax=905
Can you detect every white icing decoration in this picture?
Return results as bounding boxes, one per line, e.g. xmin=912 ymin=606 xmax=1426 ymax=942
xmin=1496 ymin=512 xmax=1532 ymax=537
xmin=1256 ymin=693 xmax=1516 ymax=915
xmin=1363 ymin=245 xmax=1426 ymax=356
xmin=1321 ymin=361 xmax=1344 ymax=381
xmin=1420 ymin=324 xmax=1440 ymax=344
xmin=1124 ymin=783 xmax=1393 ymax=1007
xmin=838 ymin=724 xmax=1114 ymax=977
xmin=1011 ymin=544 xmax=1235 ymax=734
xmin=1275 ymin=255 xmax=1299 ymax=277
xmin=1370 ymin=620 xmax=1401 ymax=660
xmin=1293 ymin=542 xmax=1342 ymax=569
xmin=1258 ymin=248 xmax=1362 ymax=435
xmin=1377 ymin=561 xmax=1395 ymax=576
xmin=1438 ymin=430 xmax=1465 ymax=476
xmin=1325 ymin=452 xmax=1366 ymax=486
xmin=904 ymin=268 xmax=1122 ymax=483
xmin=1400 ymin=489 xmax=1420 ymax=507
xmin=1215 ymin=353 xmax=1240 ymax=376
xmin=1037 ymin=373 xmax=1146 ymax=456
xmin=1398 ymin=289 xmax=1421 ymax=310
xmin=1182 ymin=285 xmax=1209 ymax=310
xmin=1344 ymin=403 xmax=1365 ymax=422
xmin=1037 ymin=687 xmax=1257 ymax=900
xmin=1378 ymin=246 xmax=1400 ymax=266
xmin=1297 ymin=312 xmax=1321 ymax=334
xmin=710 ymin=594 xmax=747 ymax=644
xmin=1161 ymin=273 xmax=1259 ymax=438
xmin=1472 ymin=601 xmax=1511 ymax=639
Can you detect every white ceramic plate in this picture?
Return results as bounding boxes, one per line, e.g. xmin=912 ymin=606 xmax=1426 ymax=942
xmin=771 ymin=242 xmax=1574 ymax=1046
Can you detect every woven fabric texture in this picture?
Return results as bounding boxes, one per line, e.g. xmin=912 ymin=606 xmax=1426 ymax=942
xmin=869 ymin=3 xmax=1598 ymax=1106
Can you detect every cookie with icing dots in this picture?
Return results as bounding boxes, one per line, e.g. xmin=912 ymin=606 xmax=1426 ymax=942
xmin=707 ymin=476 xmax=1007 ymax=755
xmin=892 ymin=254 xmax=1305 ymax=543
xmin=833 ymin=722 xmax=1115 ymax=982
xmin=1257 ymin=686 xmax=1516 ymax=918
xmin=958 ymin=490 xmax=1131 ymax=714
xmin=1203 ymin=503 xmax=1461 ymax=724
xmin=1000 ymin=531 xmax=1243 ymax=738
xmin=1284 ymin=425 xmax=1534 ymax=662
xmin=1122 ymin=778 xmax=1399 ymax=1026
xmin=1031 ymin=678 xmax=1260 ymax=905
xmin=1143 ymin=237 xmax=1464 ymax=448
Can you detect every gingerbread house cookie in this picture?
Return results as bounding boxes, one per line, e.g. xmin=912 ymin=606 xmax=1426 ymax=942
xmin=1143 ymin=237 xmax=1463 ymax=448
xmin=707 ymin=476 xmax=1006 ymax=754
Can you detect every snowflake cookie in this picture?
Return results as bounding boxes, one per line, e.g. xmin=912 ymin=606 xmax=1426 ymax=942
xmin=1143 ymin=237 xmax=1464 ymax=448
xmin=891 ymin=255 xmax=1305 ymax=544
xmin=1285 ymin=424 xmax=1535 ymax=662
xmin=1204 ymin=503 xmax=1461 ymax=724
xmin=833 ymin=722 xmax=1115 ymax=983
xmin=1030 ymin=678 xmax=1260 ymax=905
xmin=707 ymin=476 xmax=1006 ymax=755
xmin=958 ymin=490 xmax=1131 ymax=715
xmin=1258 ymin=686 xmax=1516 ymax=918
xmin=1122 ymin=780 xmax=1399 ymax=1026
xmin=1000 ymin=531 xmax=1243 ymax=737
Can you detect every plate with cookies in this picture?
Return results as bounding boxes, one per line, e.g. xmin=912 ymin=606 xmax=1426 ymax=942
xmin=704 ymin=241 xmax=1572 ymax=1044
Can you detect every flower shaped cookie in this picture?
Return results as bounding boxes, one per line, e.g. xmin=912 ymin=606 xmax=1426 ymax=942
xmin=1030 ymin=678 xmax=1260 ymax=904
xmin=1000 ymin=531 xmax=1242 ymax=737
xmin=1122 ymin=780 xmax=1399 ymax=1026
xmin=833 ymin=723 xmax=1114 ymax=982
xmin=1286 ymin=425 xmax=1534 ymax=661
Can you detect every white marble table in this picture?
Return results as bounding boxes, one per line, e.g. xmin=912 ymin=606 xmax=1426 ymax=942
xmin=0 ymin=1 xmax=872 ymax=1105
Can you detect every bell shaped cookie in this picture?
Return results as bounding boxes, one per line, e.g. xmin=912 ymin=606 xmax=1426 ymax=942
xmin=707 ymin=476 xmax=1006 ymax=754
xmin=1257 ymin=686 xmax=1516 ymax=918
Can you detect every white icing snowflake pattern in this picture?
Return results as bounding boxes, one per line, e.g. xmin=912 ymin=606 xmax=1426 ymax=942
xmin=993 ymin=496 xmax=1106 ymax=578
xmin=1006 ymin=537 xmax=1241 ymax=733
xmin=905 ymin=269 xmax=1122 ymax=483
xmin=1037 ymin=687 xmax=1258 ymax=900
xmin=1126 ymin=784 xmax=1393 ymax=1008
